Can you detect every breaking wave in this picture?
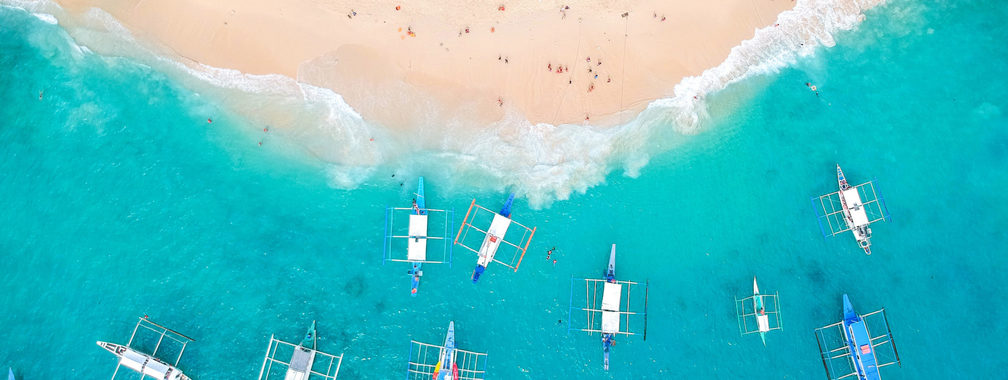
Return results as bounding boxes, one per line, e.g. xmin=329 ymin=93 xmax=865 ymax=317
xmin=3 ymin=0 xmax=885 ymax=207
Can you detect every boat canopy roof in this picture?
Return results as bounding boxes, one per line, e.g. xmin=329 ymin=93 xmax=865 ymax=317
xmin=756 ymin=314 xmax=770 ymax=333
xmin=601 ymin=311 xmax=621 ymax=334
xmin=602 ymin=283 xmax=622 ymax=311
xmin=601 ymin=283 xmax=623 ymax=333
xmin=407 ymin=214 xmax=429 ymax=261
xmin=119 ymin=347 xmax=176 ymax=379
xmin=841 ymin=188 xmax=871 ymax=226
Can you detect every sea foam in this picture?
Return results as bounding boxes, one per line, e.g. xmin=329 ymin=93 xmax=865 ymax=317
xmin=2 ymin=0 xmax=887 ymax=207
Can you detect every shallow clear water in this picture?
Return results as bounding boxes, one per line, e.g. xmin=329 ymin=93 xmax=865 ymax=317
xmin=1 ymin=0 xmax=1006 ymax=378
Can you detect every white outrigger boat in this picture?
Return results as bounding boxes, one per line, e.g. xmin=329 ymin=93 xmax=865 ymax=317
xmin=383 ymin=177 xmax=454 ymax=296
xmin=815 ymin=295 xmax=901 ymax=380
xmin=258 ymin=321 xmax=343 ymax=380
xmin=813 ymin=165 xmax=890 ymax=255
xmin=568 ymin=244 xmax=649 ymax=371
xmin=734 ymin=277 xmax=781 ymax=345
xmin=97 ymin=317 xmax=193 ymax=380
xmin=407 ymin=321 xmax=488 ymax=380
xmin=454 ymin=194 xmax=536 ymax=283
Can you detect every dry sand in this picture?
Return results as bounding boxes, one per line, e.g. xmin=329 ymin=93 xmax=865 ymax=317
xmin=56 ymin=0 xmax=795 ymax=129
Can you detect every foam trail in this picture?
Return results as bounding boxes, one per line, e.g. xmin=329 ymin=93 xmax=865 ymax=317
xmin=2 ymin=0 xmax=887 ymax=207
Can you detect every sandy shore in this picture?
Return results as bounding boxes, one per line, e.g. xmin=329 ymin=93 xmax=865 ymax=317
xmin=56 ymin=0 xmax=794 ymax=129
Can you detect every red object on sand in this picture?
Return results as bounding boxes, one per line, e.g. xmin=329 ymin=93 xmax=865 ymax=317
xmin=395 ymin=5 xmax=401 ymax=10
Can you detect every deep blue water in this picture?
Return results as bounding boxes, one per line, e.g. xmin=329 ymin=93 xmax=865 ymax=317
xmin=1 ymin=0 xmax=1006 ymax=378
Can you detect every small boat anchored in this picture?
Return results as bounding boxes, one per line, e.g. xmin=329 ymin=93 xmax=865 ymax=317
xmin=814 ymin=294 xmax=901 ymax=380
xmin=813 ymin=165 xmax=890 ymax=255
xmin=96 ymin=316 xmax=194 ymax=380
xmin=383 ymin=177 xmax=454 ymax=296
xmin=454 ymin=194 xmax=536 ymax=283
xmin=258 ymin=320 xmax=343 ymax=380
xmin=734 ymin=277 xmax=782 ymax=345
xmin=407 ymin=321 xmax=488 ymax=380
xmin=568 ymin=244 xmax=649 ymax=371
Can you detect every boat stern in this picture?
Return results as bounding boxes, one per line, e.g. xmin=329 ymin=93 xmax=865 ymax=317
xmin=471 ymin=265 xmax=485 ymax=283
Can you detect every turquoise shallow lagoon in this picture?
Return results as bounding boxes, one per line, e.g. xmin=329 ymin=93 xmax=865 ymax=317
xmin=1 ymin=0 xmax=1006 ymax=378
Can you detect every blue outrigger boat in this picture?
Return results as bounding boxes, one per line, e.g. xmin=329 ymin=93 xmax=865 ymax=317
xmin=383 ymin=177 xmax=453 ymax=296
xmin=432 ymin=321 xmax=458 ymax=380
xmin=471 ymin=194 xmax=515 ymax=283
xmin=8 ymin=367 xmax=14 ymax=380
xmin=567 ymin=244 xmax=648 ymax=371
xmin=406 ymin=321 xmax=488 ymax=380
xmin=407 ymin=178 xmax=428 ymax=296
xmin=815 ymin=295 xmax=900 ymax=380
xmin=455 ymin=194 xmax=535 ymax=284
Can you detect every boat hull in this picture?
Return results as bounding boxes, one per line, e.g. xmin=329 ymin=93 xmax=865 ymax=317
xmin=841 ymin=295 xmax=882 ymax=380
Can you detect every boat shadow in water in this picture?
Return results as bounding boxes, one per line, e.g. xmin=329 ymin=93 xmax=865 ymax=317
xmin=343 ymin=274 xmax=367 ymax=297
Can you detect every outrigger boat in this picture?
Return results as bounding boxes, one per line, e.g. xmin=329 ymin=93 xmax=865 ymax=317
xmin=815 ymin=295 xmax=900 ymax=380
xmin=735 ymin=277 xmax=781 ymax=345
xmin=383 ymin=177 xmax=454 ymax=296
xmin=455 ymin=194 xmax=536 ymax=283
xmin=406 ymin=321 xmax=488 ymax=380
xmin=8 ymin=368 xmax=14 ymax=380
xmin=97 ymin=317 xmax=193 ymax=380
xmin=471 ymin=194 xmax=514 ymax=283
xmin=432 ymin=322 xmax=458 ymax=380
xmin=813 ymin=165 xmax=890 ymax=255
xmin=259 ymin=321 xmax=343 ymax=380
xmin=568 ymin=244 xmax=648 ymax=371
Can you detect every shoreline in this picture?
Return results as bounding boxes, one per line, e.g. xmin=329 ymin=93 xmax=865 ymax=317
xmin=16 ymin=0 xmax=887 ymax=204
xmin=55 ymin=0 xmax=795 ymax=129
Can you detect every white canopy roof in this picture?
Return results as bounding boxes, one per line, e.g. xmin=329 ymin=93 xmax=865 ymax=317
xmin=119 ymin=347 xmax=181 ymax=380
xmin=841 ymin=188 xmax=870 ymax=226
xmin=602 ymin=310 xmax=621 ymax=334
xmin=477 ymin=214 xmax=512 ymax=266
xmin=407 ymin=214 xmax=429 ymax=261
xmin=285 ymin=347 xmax=315 ymax=380
xmin=756 ymin=314 xmax=770 ymax=333
xmin=602 ymin=282 xmax=622 ymax=312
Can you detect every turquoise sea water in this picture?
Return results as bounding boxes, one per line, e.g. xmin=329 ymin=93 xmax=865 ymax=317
xmin=2 ymin=0 xmax=1007 ymax=378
